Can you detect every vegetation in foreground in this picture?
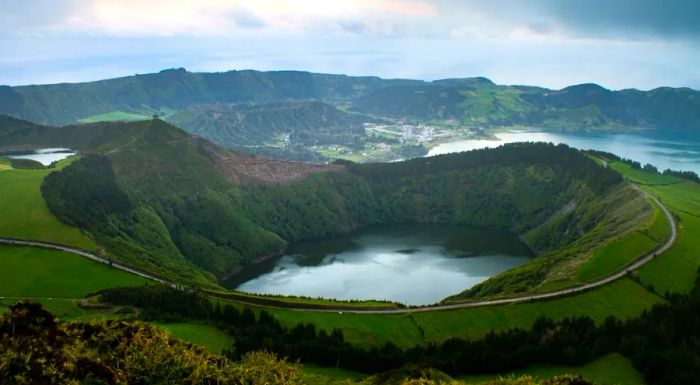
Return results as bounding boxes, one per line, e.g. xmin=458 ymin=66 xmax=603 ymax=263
xmin=0 ymin=301 xmax=302 ymax=385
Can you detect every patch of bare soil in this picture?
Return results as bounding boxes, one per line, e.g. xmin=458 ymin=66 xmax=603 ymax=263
xmin=201 ymin=140 xmax=346 ymax=184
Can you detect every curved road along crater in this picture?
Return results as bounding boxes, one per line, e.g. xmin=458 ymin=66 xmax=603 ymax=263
xmin=0 ymin=184 xmax=676 ymax=314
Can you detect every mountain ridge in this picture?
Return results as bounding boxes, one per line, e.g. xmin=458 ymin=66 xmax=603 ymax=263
xmin=2 ymin=68 xmax=698 ymax=133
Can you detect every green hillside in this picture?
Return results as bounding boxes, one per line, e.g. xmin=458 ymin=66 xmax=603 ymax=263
xmin=0 ymin=68 xmax=420 ymax=125
xmin=0 ymin=117 xmax=645 ymax=299
xmin=352 ymin=82 xmax=700 ymax=132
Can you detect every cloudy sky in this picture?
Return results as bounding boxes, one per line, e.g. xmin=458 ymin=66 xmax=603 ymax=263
xmin=1 ymin=0 xmax=699 ymax=90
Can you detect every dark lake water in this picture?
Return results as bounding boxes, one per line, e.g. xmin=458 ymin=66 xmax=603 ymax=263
xmin=225 ymin=224 xmax=533 ymax=305
xmin=428 ymin=130 xmax=700 ymax=175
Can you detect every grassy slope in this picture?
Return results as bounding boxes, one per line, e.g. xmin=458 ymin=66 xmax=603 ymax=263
xmin=156 ymin=322 xmax=234 ymax=354
xmin=0 ymin=245 xmax=147 ymax=318
xmin=0 ymin=157 xmax=95 ymax=249
xmin=459 ymin=353 xmax=645 ymax=385
xmin=575 ymin=196 xmax=669 ymax=282
xmin=607 ymin=162 xmax=700 ymax=294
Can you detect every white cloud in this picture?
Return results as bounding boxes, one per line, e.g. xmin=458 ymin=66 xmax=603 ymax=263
xmin=25 ymin=0 xmax=436 ymax=37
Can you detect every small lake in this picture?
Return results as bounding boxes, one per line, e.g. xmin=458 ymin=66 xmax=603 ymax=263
xmin=226 ymin=224 xmax=533 ymax=305
xmin=7 ymin=148 xmax=76 ymax=166
xmin=428 ymin=130 xmax=700 ymax=175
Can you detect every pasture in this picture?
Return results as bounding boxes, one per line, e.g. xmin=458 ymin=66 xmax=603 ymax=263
xmin=0 ymin=158 xmax=95 ymax=249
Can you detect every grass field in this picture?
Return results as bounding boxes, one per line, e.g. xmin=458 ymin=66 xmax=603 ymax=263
xmin=609 ymin=161 xmax=700 ymax=294
xmin=156 ymin=322 xmax=234 ymax=354
xmin=0 ymin=245 xmax=148 ymax=318
xmin=215 ymin=277 xmax=663 ymax=349
xmin=0 ymin=157 xmax=95 ymax=249
xmin=576 ymin=198 xmax=669 ymax=282
xmin=460 ymin=353 xmax=645 ymax=385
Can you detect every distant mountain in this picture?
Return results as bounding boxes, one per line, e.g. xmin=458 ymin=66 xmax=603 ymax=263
xmin=0 ymin=68 xmax=420 ymax=125
xmin=352 ymin=81 xmax=700 ymax=132
xmin=1 ymin=68 xmax=699 ymax=137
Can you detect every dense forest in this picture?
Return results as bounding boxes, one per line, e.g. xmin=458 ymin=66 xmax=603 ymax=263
xmin=97 ymin=266 xmax=700 ymax=385
xmin=34 ymin=119 xmax=642 ymax=297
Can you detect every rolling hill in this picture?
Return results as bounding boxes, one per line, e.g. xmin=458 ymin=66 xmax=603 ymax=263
xmin=1 ymin=116 xmax=651 ymax=298
xmin=1 ymin=68 xmax=699 ymax=134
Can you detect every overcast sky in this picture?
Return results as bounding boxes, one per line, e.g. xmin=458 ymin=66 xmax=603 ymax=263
xmin=1 ymin=0 xmax=699 ymax=90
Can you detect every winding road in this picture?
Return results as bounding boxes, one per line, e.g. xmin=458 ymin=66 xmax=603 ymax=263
xmin=0 ymin=183 xmax=676 ymax=314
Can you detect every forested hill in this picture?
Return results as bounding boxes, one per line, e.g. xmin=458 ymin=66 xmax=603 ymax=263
xmin=1 ymin=117 xmax=643 ymax=297
xmin=0 ymin=69 xmax=420 ymax=125
xmin=167 ymin=101 xmax=382 ymax=155
xmin=350 ymin=82 xmax=700 ymax=132
xmin=2 ymin=68 xmax=699 ymax=132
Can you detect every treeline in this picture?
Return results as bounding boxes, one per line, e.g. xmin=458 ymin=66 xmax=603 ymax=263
xmin=8 ymin=158 xmax=44 ymax=169
xmin=99 ymin=274 xmax=700 ymax=384
xmin=354 ymin=143 xmax=621 ymax=195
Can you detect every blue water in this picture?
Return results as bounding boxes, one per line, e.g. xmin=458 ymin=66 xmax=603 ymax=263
xmin=230 ymin=224 xmax=532 ymax=305
xmin=7 ymin=148 xmax=76 ymax=166
xmin=429 ymin=130 xmax=700 ymax=175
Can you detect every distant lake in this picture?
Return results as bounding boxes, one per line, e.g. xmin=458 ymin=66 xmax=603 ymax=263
xmin=429 ymin=130 xmax=700 ymax=175
xmin=6 ymin=148 xmax=76 ymax=166
xmin=226 ymin=224 xmax=533 ymax=305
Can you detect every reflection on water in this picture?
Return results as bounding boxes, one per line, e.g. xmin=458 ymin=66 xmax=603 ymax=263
xmin=7 ymin=148 xmax=76 ymax=166
xmin=428 ymin=130 xmax=700 ymax=174
xmin=227 ymin=224 xmax=533 ymax=305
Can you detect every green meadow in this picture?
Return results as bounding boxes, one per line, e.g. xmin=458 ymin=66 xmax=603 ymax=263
xmin=0 ymin=158 xmax=95 ymax=249
xmin=0 ymin=246 xmax=148 ymax=318
xmin=576 ymin=198 xmax=670 ymax=282
xmin=156 ymin=322 xmax=235 ymax=354
xmin=610 ymin=161 xmax=700 ymax=294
